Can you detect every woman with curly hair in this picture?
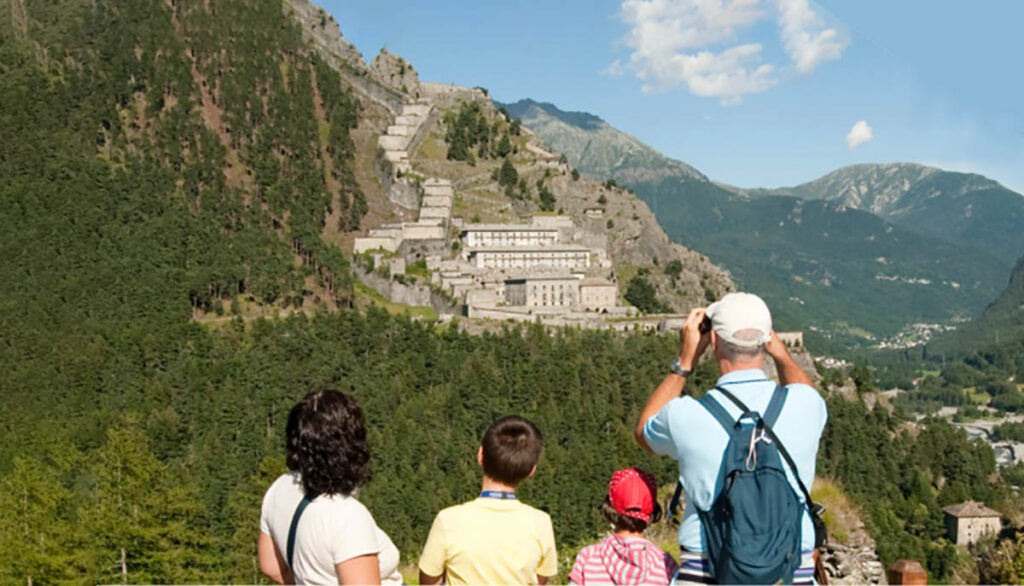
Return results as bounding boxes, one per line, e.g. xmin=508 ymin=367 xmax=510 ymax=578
xmin=258 ymin=389 xmax=402 ymax=585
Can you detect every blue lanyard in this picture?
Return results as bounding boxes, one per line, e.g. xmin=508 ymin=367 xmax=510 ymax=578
xmin=480 ymin=490 xmax=517 ymax=500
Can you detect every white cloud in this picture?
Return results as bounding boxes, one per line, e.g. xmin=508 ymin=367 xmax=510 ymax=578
xmin=602 ymin=59 xmax=627 ymax=76
xmin=846 ymin=120 xmax=873 ymax=149
xmin=618 ymin=0 xmax=771 ymax=104
xmin=659 ymin=44 xmax=777 ymax=104
xmin=777 ymin=0 xmax=848 ymax=73
xmin=613 ymin=0 xmax=847 ymax=104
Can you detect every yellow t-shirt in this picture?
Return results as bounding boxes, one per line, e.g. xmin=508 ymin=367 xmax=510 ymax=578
xmin=418 ymin=497 xmax=558 ymax=585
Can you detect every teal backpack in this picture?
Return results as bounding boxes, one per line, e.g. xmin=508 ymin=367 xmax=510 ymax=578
xmin=694 ymin=384 xmax=826 ymax=584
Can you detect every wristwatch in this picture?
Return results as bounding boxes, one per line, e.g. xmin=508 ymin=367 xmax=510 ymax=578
xmin=669 ymin=357 xmax=692 ymax=377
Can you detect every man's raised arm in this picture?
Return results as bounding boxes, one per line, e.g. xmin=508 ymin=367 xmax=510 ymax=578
xmin=634 ymin=308 xmax=709 ymax=451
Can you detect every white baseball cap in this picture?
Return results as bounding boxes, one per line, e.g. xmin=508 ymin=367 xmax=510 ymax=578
xmin=706 ymin=292 xmax=772 ymax=348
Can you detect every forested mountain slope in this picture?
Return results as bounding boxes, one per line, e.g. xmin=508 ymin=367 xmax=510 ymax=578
xmin=505 ymin=99 xmax=1008 ymax=346
xmin=929 ymin=256 xmax=1024 ymax=359
xmin=0 ymin=0 xmax=364 ymax=580
xmin=755 ymin=163 xmax=1024 ymax=266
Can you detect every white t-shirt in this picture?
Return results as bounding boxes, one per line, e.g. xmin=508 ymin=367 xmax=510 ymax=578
xmin=260 ymin=473 xmax=402 ymax=585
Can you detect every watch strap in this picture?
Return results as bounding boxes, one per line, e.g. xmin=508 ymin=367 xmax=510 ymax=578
xmin=670 ymin=357 xmax=692 ymax=377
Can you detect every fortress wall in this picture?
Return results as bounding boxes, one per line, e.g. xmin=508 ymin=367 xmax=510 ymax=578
xmin=353 ymin=237 xmax=398 ymax=254
xmin=388 ymin=178 xmax=422 ymax=210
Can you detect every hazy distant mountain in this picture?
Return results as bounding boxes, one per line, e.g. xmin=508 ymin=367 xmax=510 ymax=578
xmin=506 ymin=98 xmax=1013 ymax=346
xmin=751 ymin=163 xmax=1024 ymax=266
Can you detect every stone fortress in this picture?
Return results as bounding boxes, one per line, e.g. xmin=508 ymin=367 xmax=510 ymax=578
xmin=429 ymin=216 xmax=628 ymax=323
xmin=283 ymin=0 xmax=743 ymax=329
xmin=356 ymin=194 xmax=629 ymax=323
xmin=350 ymin=72 xmax=634 ymax=325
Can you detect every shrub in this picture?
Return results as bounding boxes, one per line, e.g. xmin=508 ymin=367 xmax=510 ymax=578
xmin=497 ymin=158 xmax=518 ymax=187
xmin=538 ymin=185 xmax=556 ymax=212
xmin=625 ymin=276 xmax=671 ymax=314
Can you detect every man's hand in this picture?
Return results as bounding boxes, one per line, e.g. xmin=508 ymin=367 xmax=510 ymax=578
xmin=765 ymin=330 xmax=813 ymax=386
xmin=678 ymin=307 xmax=711 ymax=370
xmin=764 ymin=330 xmax=788 ymax=360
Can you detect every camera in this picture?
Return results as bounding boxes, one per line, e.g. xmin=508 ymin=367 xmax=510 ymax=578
xmin=699 ymin=315 xmax=712 ymax=334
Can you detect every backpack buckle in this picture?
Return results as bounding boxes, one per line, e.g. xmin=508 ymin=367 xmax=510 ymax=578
xmin=745 ymin=426 xmax=773 ymax=471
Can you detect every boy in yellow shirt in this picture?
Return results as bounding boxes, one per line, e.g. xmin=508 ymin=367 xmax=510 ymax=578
xmin=419 ymin=415 xmax=557 ymax=585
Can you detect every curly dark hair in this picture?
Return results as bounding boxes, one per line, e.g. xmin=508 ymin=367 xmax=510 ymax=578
xmin=601 ymin=496 xmax=663 ymax=533
xmin=285 ymin=388 xmax=372 ymax=496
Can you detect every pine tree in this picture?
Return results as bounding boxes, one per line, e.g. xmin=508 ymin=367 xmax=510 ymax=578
xmin=497 ymin=158 xmax=518 ymax=187
xmin=222 ymin=456 xmax=288 ymax=584
xmin=0 ymin=455 xmax=80 ymax=584
xmin=80 ymin=422 xmax=209 ymax=584
xmin=495 ymin=134 xmax=512 ymax=158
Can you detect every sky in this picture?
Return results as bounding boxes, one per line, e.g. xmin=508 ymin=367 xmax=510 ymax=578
xmin=319 ymin=0 xmax=1024 ymax=193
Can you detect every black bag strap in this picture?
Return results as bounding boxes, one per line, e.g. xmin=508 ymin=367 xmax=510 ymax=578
xmin=287 ymin=493 xmax=316 ymax=569
xmin=668 ymin=481 xmax=684 ymax=519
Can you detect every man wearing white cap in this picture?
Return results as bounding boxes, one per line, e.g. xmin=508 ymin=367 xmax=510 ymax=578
xmin=633 ymin=292 xmax=827 ymax=584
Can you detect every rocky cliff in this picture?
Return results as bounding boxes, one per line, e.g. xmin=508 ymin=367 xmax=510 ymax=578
xmin=283 ymin=0 xmax=407 ymax=114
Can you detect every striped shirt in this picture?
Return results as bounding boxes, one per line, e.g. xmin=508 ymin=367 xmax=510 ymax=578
xmin=568 ymin=535 xmax=677 ymax=585
xmin=673 ymin=549 xmax=816 ymax=585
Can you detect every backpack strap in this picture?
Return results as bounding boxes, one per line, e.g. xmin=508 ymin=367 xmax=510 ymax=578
xmin=678 ymin=393 xmax=745 ymax=520
xmin=762 ymin=384 xmax=789 ymax=428
xmin=698 ymin=392 xmax=741 ymax=433
xmin=668 ymin=480 xmax=684 ymax=519
xmin=286 ymin=493 xmax=316 ymax=569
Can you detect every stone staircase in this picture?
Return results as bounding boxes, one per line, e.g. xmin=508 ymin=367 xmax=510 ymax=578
xmin=354 ymin=101 xmax=454 ymax=255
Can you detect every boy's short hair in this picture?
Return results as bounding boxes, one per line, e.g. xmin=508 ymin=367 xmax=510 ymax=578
xmin=601 ymin=496 xmax=663 ymax=533
xmin=481 ymin=415 xmax=544 ymax=486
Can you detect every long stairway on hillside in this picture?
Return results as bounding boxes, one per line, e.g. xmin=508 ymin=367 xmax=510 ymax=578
xmin=354 ymin=100 xmax=453 ymax=255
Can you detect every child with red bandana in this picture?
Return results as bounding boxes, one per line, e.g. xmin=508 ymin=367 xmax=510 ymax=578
xmin=569 ymin=468 xmax=678 ymax=585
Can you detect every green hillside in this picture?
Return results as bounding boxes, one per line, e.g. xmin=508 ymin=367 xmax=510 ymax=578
xmin=929 ymin=256 xmax=1024 ymax=357
xmin=645 ymin=177 xmax=1004 ymax=343
xmin=506 ymin=99 xmax=1012 ymax=347
xmin=0 ymin=1 xmax=702 ymax=581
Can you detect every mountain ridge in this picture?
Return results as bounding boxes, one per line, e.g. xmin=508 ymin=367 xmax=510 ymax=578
xmin=501 ymin=98 xmax=708 ymax=184
xmin=747 ymin=163 xmax=1024 ymax=266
